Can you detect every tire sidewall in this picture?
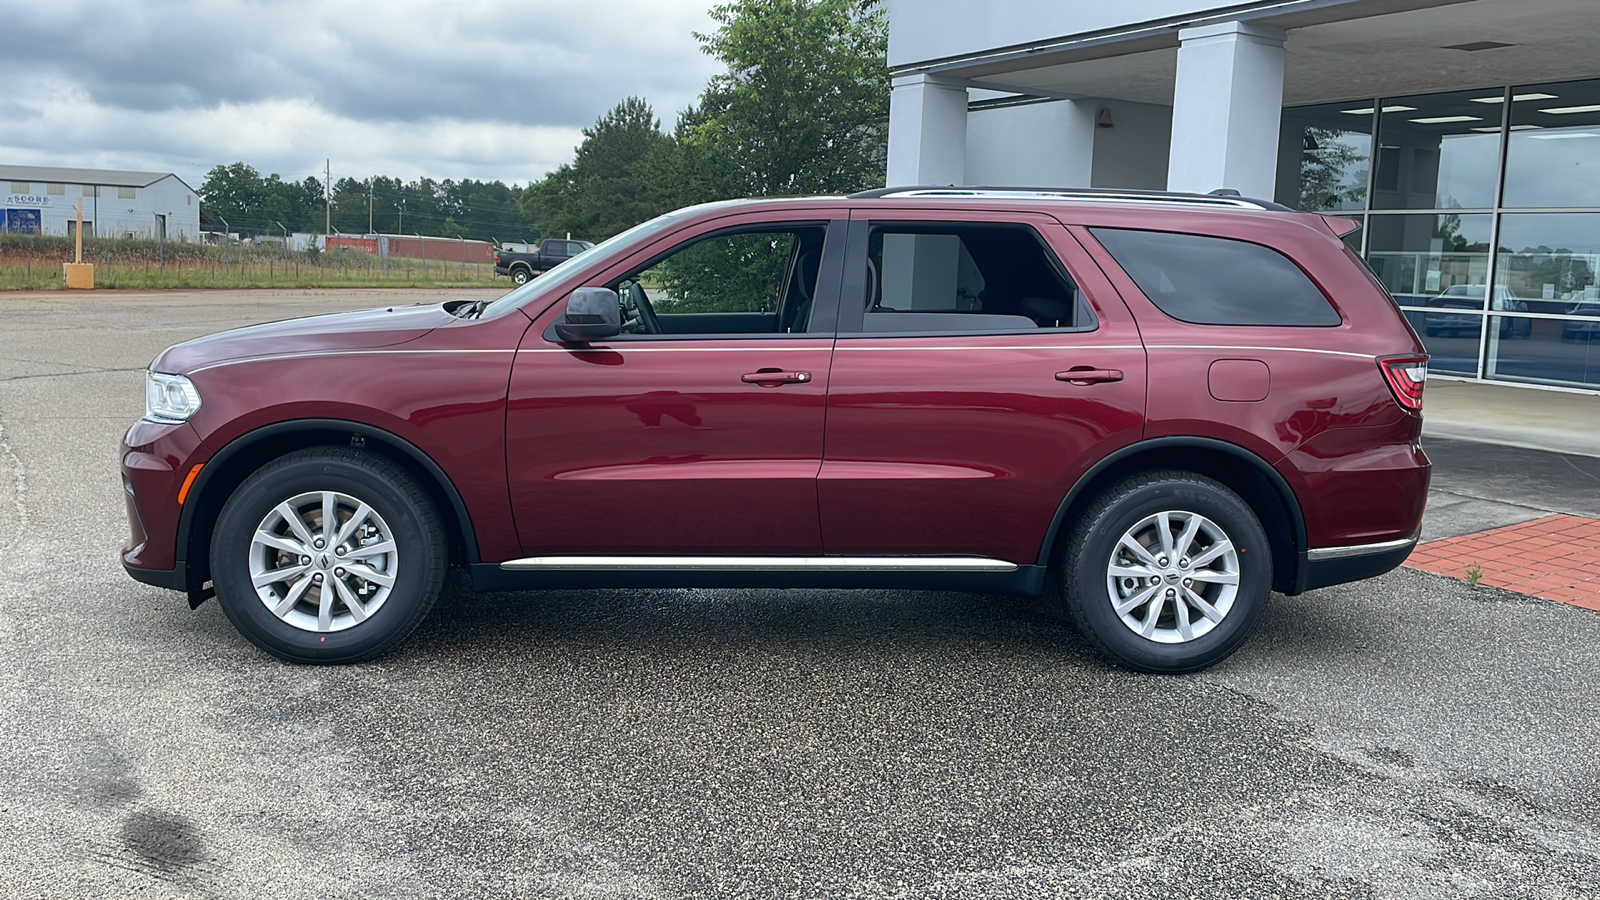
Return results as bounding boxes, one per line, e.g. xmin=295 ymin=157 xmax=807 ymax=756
xmin=1070 ymin=478 xmax=1270 ymax=673
xmin=211 ymin=453 xmax=441 ymax=663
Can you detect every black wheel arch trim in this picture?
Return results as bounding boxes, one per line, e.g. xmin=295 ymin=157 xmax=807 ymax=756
xmin=1036 ymin=436 xmax=1308 ymax=582
xmin=175 ymin=419 xmax=481 ymax=588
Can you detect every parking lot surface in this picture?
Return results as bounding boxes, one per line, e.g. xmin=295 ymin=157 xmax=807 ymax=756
xmin=1 ymin=289 xmax=1597 ymax=898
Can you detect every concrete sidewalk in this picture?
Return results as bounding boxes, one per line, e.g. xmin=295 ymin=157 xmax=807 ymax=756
xmin=1423 ymin=378 xmax=1599 ymax=459
xmin=1415 ymin=379 xmax=1600 ymax=609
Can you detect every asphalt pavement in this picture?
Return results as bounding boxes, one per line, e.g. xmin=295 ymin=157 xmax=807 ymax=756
xmin=1 ymin=289 xmax=1597 ymax=899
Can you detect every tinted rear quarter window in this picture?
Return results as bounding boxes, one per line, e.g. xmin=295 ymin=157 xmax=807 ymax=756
xmin=1092 ymin=228 xmax=1341 ymax=326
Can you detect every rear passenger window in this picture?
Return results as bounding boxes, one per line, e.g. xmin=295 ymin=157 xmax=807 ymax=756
xmin=861 ymin=223 xmax=1095 ymax=333
xmin=1091 ymin=229 xmax=1341 ymax=326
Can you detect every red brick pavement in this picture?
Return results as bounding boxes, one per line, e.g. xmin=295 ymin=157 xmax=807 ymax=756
xmin=1405 ymin=514 xmax=1600 ymax=611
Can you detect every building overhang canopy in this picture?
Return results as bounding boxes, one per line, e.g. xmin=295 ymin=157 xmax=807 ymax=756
xmin=899 ymin=0 xmax=1600 ymax=108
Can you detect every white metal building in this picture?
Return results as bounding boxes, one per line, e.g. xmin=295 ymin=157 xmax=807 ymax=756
xmin=887 ymin=0 xmax=1600 ymax=393
xmin=1 ymin=165 xmax=201 ymax=242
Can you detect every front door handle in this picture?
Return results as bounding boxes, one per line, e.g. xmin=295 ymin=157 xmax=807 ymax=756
xmin=1056 ymin=367 xmax=1124 ymax=385
xmin=742 ymin=370 xmax=812 ymax=386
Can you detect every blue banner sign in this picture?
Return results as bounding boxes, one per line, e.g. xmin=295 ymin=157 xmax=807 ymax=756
xmin=3 ymin=209 xmax=42 ymax=234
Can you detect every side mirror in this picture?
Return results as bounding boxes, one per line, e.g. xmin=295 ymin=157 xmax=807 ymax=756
xmin=554 ymin=287 xmax=622 ymax=343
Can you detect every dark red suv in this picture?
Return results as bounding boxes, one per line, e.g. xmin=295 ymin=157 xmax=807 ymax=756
xmin=121 ymin=188 xmax=1430 ymax=673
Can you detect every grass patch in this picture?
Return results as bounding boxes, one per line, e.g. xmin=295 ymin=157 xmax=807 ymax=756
xmin=0 ymin=233 xmax=508 ymax=291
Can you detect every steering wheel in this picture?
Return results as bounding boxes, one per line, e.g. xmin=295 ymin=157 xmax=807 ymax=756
xmin=626 ymin=282 xmax=662 ymax=335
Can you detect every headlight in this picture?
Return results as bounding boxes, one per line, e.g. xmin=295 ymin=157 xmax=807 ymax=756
xmin=144 ymin=371 xmax=202 ymax=423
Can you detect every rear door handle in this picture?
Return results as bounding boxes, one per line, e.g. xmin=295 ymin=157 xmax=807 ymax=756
xmin=1056 ymin=367 xmax=1124 ymax=385
xmin=742 ymin=370 xmax=812 ymax=386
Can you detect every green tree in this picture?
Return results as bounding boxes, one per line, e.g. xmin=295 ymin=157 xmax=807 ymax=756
xmin=520 ymin=96 xmax=677 ymax=241
xmin=199 ymin=162 xmax=269 ymax=234
xmin=681 ymin=0 xmax=889 ymax=201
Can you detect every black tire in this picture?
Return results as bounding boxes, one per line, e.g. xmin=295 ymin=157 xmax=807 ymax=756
xmin=1047 ymin=470 xmax=1271 ymax=674
xmin=511 ymin=268 xmax=531 ymax=285
xmin=210 ymin=447 xmax=447 ymax=664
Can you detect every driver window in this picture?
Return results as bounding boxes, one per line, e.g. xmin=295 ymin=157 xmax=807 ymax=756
xmin=615 ymin=225 xmax=826 ymax=336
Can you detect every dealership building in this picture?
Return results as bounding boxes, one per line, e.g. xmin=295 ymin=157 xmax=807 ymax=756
xmin=0 ymin=165 xmax=201 ymax=243
xmin=887 ymin=0 xmax=1600 ymax=393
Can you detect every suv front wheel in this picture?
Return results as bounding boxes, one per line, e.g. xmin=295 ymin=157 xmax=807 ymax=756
xmin=1051 ymin=471 xmax=1271 ymax=674
xmin=210 ymin=447 xmax=448 ymax=664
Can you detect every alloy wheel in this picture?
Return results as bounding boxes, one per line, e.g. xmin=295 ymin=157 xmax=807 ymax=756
xmin=248 ymin=490 xmax=400 ymax=633
xmin=1105 ymin=510 xmax=1241 ymax=644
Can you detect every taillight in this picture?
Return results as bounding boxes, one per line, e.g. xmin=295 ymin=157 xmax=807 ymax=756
xmin=1379 ymin=355 xmax=1428 ymax=411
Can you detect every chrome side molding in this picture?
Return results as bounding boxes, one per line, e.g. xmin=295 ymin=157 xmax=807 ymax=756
xmin=499 ymin=555 xmax=1019 ymax=573
xmin=1306 ymin=536 xmax=1418 ymax=562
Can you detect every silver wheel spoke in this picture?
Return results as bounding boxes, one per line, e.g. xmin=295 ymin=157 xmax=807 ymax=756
xmin=254 ymin=531 xmax=306 ymax=556
xmin=1183 ymin=586 xmax=1225 ymax=623
xmin=252 ymin=564 xmax=309 ymax=588
xmin=1156 ymin=512 xmax=1176 ymax=558
xmin=1118 ymin=535 xmax=1160 ymax=567
xmin=1109 ymin=563 xmax=1158 ymax=580
xmin=333 ymin=502 xmax=373 ymax=547
xmin=1140 ymin=592 xmax=1166 ymax=637
xmin=1174 ymin=516 xmax=1202 ymax=561
xmin=333 ymin=577 xmax=367 ymax=624
xmin=343 ymin=540 xmax=396 ymax=562
xmin=1188 ymin=570 xmax=1239 ymax=586
xmin=317 ymin=580 xmax=335 ymax=631
xmin=1174 ymin=594 xmax=1195 ymax=642
xmin=1189 ymin=540 xmax=1234 ymax=568
xmin=1114 ymin=582 xmax=1162 ymax=616
xmin=272 ymin=575 xmax=314 ymax=617
xmin=347 ymin=562 xmax=395 ymax=588
xmin=320 ymin=492 xmax=338 ymax=543
xmin=275 ymin=502 xmax=317 ymax=545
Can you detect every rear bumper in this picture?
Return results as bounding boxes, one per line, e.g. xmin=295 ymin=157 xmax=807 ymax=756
xmin=124 ymin=561 xmax=188 ymax=591
xmin=1297 ymin=535 xmax=1418 ymax=593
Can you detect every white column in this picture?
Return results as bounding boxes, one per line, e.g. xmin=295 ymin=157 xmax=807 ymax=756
xmin=1166 ymin=21 xmax=1287 ymax=199
xmin=887 ymin=74 xmax=969 ymax=186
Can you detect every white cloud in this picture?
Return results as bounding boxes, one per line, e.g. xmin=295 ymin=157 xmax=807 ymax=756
xmin=2 ymin=0 xmax=720 ymax=185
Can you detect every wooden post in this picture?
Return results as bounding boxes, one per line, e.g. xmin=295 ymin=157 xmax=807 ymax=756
xmin=64 ymin=199 xmax=95 ymax=288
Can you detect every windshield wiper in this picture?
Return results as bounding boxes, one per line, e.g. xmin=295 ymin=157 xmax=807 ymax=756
xmin=454 ymin=299 xmax=492 ymax=319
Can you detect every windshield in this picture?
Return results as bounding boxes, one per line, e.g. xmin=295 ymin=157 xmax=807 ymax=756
xmin=477 ymin=210 xmax=692 ymax=317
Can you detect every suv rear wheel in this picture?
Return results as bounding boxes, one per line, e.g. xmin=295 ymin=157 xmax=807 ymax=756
xmin=1050 ymin=471 xmax=1270 ymax=674
xmin=210 ymin=447 xmax=447 ymax=664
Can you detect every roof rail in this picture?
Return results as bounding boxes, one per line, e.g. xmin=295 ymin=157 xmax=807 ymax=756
xmin=850 ymin=185 xmax=1294 ymax=212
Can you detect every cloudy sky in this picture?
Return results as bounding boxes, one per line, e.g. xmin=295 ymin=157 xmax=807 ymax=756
xmin=3 ymin=0 xmax=723 ymax=188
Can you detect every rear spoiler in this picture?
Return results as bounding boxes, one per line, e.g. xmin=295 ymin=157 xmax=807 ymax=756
xmin=1320 ymin=215 xmax=1362 ymax=238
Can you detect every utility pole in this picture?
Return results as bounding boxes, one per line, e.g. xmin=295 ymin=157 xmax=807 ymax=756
xmin=368 ymin=180 xmax=374 ymax=235
xmin=324 ymin=159 xmax=332 ymax=238
xmin=398 ymin=198 xmax=405 ymax=234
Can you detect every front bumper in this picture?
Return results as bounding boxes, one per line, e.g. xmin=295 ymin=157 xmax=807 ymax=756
xmin=120 ymin=419 xmax=209 ymax=593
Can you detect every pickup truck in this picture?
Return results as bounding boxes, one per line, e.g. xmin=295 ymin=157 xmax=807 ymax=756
xmin=493 ymin=238 xmax=594 ymax=284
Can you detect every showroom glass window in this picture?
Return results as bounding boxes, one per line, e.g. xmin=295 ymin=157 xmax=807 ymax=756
xmin=1281 ymin=77 xmax=1600 ymax=392
xmin=1370 ymin=90 xmax=1502 ymax=211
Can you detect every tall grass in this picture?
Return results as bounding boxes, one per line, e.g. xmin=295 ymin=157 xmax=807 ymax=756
xmin=0 ymin=233 xmax=504 ymax=290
